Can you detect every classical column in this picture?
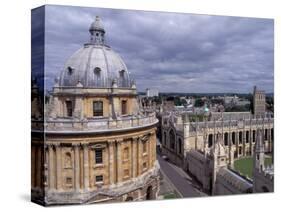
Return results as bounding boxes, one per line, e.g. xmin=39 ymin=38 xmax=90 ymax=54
xmin=147 ymin=135 xmax=151 ymax=169
xmin=36 ymin=145 xmax=42 ymax=188
xmin=48 ymin=144 xmax=55 ymax=190
xmin=267 ymin=127 xmax=272 ymax=152
xmin=108 ymin=141 xmax=115 ymax=185
xmin=54 ymin=143 xmax=62 ymax=190
xmin=74 ymin=143 xmax=80 ymax=191
xmin=132 ymin=137 xmax=138 ymax=178
xmin=228 ymin=129 xmax=231 ymax=165
xmin=242 ymin=131 xmax=246 ymax=156
xmin=44 ymin=145 xmax=49 ymax=189
xmin=116 ymin=140 xmax=123 ymax=183
xmin=83 ymin=144 xmax=89 ymax=190
xmin=149 ymin=132 xmax=155 ymax=168
xmin=137 ymin=137 xmax=142 ymax=175
xmin=151 ymin=132 xmax=156 ymax=164
xmin=50 ymin=96 xmax=59 ymax=118
xmin=236 ymin=131 xmax=239 ymax=158
xmin=31 ymin=145 xmax=36 ymax=188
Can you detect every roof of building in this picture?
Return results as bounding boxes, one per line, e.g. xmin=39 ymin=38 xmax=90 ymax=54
xmin=58 ymin=16 xmax=131 ymax=88
xmin=217 ymin=168 xmax=253 ymax=192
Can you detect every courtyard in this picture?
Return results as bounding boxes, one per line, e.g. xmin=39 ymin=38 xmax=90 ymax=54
xmin=234 ymin=155 xmax=273 ymax=178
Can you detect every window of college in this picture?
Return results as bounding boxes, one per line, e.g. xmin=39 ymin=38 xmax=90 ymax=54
xmin=93 ymin=101 xmax=103 ymax=116
xmin=95 ymin=175 xmax=103 ymax=183
xmin=65 ymin=100 xmax=73 ymax=117
xmin=121 ymin=100 xmax=127 ymax=115
xmin=95 ymin=149 xmax=103 ymax=164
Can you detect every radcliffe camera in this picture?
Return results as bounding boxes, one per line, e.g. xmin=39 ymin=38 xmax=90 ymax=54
xmin=31 ymin=5 xmax=274 ymax=206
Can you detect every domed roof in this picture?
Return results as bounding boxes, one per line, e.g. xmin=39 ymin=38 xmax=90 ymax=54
xmin=58 ymin=16 xmax=131 ymax=88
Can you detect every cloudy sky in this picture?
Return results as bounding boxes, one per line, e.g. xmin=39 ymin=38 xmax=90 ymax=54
xmin=36 ymin=5 xmax=274 ymax=93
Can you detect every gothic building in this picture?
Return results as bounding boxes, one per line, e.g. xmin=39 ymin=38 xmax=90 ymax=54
xmin=159 ymin=101 xmax=274 ymax=195
xmin=31 ymin=16 xmax=160 ymax=205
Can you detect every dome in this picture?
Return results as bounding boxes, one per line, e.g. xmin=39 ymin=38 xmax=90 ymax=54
xmin=58 ymin=16 xmax=131 ymax=88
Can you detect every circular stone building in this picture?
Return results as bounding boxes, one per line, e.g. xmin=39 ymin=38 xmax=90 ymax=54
xmin=31 ymin=16 xmax=160 ymax=205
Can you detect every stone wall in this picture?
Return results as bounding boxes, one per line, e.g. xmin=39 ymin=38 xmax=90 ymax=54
xmin=31 ymin=126 xmax=159 ymax=205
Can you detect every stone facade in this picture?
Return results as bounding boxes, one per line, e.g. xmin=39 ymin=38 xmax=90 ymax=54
xmin=159 ymin=110 xmax=274 ymax=196
xmin=161 ymin=112 xmax=273 ymax=168
xmin=31 ymin=16 xmax=160 ymax=205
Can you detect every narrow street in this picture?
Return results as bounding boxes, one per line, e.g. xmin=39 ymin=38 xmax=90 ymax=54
xmin=157 ymin=154 xmax=208 ymax=198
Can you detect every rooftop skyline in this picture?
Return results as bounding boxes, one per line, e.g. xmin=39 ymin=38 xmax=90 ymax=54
xmin=34 ymin=5 xmax=274 ymax=93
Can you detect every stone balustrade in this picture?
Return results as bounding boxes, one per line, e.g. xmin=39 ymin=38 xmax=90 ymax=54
xmin=32 ymin=112 xmax=158 ymax=133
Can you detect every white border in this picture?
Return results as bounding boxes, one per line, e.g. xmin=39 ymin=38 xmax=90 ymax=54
xmin=0 ymin=0 xmax=279 ymax=212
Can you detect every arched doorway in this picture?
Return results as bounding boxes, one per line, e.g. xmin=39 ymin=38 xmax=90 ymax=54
xmin=146 ymin=186 xmax=153 ymax=200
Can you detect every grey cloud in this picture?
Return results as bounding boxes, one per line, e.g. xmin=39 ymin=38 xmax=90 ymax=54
xmin=42 ymin=5 xmax=274 ymax=93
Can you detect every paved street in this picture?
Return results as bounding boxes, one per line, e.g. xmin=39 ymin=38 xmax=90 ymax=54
xmin=157 ymin=154 xmax=208 ymax=198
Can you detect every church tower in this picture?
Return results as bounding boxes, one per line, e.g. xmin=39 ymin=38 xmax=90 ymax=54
xmin=253 ymin=86 xmax=266 ymax=117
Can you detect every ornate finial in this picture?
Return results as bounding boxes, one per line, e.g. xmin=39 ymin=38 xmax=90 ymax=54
xmin=89 ymin=15 xmax=105 ymax=45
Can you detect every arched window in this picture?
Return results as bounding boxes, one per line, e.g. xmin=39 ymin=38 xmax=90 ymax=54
xmin=224 ymin=132 xmax=228 ymax=146
xmin=246 ymin=131 xmax=249 ymax=143
xmin=232 ymin=132 xmax=236 ymax=145
xmin=265 ymin=129 xmax=268 ymax=140
xmin=271 ymin=128 xmax=273 ymax=141
xmin=253 ymin=130 xmax=256 ymax=143
xmin=64 ymin=152 xmax=72 ymax=168
xmin=208 ymin=134 xmax=213 ymax=147
xmin=169 ymin=130 xmax=175 ymax=150
xmin=239 ymin=131 xmax=243 ymax=144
